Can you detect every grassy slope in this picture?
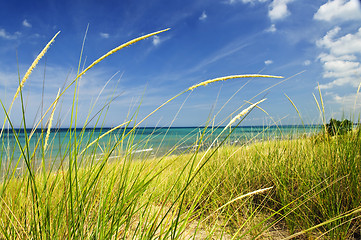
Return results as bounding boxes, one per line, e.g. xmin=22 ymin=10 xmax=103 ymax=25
xmin=1 ymin=30 xmax=360 ymax=239
xmin=1 ymin=129 xmax=360 ymax=239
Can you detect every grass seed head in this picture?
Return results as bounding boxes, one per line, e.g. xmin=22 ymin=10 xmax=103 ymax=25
xmin=77 ymin=28 xmax=170 ymax=80
xmin=13 ymin=31 xmax=60 ymax=104
xmin=44 ymin=89 xmax=60 ymax=152
xmin=187 ymin=74 xmax=283 ymax=91
xmin=226 ymin=98 xmax=267 ymax=129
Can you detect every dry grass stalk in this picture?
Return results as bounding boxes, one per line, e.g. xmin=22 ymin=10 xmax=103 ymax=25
xmin=0 ymin=31 xmax=60 ymax=138
xmin=187 ymin=74 xmax=283 ymax=91
xmin=80 ymin=120 xmax=131 ymax=155
xmin=226 ymin=98 xmax=266 ymax=129
xmin=76 ymin=28 xmax=170 ymax=80
xmin=216 ymin=186 xmax=273 ymax=212
xmin=44 ymin=89 xmax=60 ymax=152
xmin=12 ymin=31 xmax=60 ymax=107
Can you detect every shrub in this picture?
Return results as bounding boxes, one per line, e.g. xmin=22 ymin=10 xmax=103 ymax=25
xmin=326 ymin=118 xmax=352 ymax=136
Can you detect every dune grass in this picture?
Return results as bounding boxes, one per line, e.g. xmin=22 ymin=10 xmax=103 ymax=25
xmin=1 ymin=129 xmax=360 ymax=239
xmin=0 ymin=30 xmax=360 ymax=239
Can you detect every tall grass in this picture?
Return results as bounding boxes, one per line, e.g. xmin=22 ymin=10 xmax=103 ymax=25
xmin=0 ymin=29 xmax=360 ymax=239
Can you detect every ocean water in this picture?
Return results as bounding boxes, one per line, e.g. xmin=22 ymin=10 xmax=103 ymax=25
xmin=0 ymin=125 xmax=321 ymax=168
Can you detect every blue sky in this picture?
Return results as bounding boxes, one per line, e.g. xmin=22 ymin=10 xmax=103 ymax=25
xmin=0 ymin=0 xmax=361 ymax=127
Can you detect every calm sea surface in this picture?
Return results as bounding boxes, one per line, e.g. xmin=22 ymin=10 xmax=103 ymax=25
xmin=0 ymin=125 xmax=321 ymax=166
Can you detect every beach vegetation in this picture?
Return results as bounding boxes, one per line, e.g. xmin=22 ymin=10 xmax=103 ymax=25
xmin=0 ymin=30 xmax=360 ymax=239
xmin=326 ymin=118 xmax=353 ymax=136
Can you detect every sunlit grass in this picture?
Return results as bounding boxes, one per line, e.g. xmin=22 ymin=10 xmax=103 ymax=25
xmin=0 ymin=29 xmax=360 ymax=239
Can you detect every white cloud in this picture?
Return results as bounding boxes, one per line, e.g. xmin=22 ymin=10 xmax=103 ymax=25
xmin=314 ymin=0 xmax=361 ymax=22
xmin=0 ymin=29 xmax=20 ymax=40
xmin=317 ymin=27 xmax=361 ymax=89
xmin=265 ymin=59 xmax=273 ymax=65
xmin=323 ymin=60 xmax=360 ymax=73
xmin=317 ymin=27 xmax=361 ymax=56
xmin=320 ymin=77 xmax=357 ymax=89
xmin=228 ymin=0 xmax=292 ymax=22
xmin=150 ymin=35 xmax=172 ymax=47
xmin=332 ymin=92 xmax=361 ymax=111
xmin=303 ymin=60 xmax=311 ymax=66
xmin=199 ymin=11 xmax=207 ymax=21
xmin=22 ymin=19 xmax=32 ymax=28
xmin=100 ymin=32 xmax=110 ymax=39
xmin=266 ymin=24 xmax=277 ymax=32
xmin=318 ymin=53 xmax=357 ymax=62
xmin=268 ymin=0 xmax=293 ymax=21
xmin=152 ymin=35 xmax=161 ymax=46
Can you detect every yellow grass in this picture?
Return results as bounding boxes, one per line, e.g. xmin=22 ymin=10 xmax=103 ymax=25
xmin=187 ymin=74 xmax=283 ymax=91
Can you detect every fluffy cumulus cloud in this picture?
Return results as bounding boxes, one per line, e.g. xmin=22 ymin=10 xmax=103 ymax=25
xmin=233 ymin=0 xmax=293 ymax=22
xmin=268 ymin=0 xmax=293 ymax=21
xmin=317 ymin=27 xmax=361 ymax=89
xmin=199 ymin=11 xmax=207 ymax=21
xmin=314 ymin=0 xmax=361 ymax=22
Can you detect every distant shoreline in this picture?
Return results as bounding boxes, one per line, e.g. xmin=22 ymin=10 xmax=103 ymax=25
xmin=2 ymin=124 xmax=324 ymax=133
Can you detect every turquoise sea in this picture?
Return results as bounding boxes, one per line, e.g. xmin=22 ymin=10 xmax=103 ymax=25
xmin=0 ymin=125 xmax=321 ymax=168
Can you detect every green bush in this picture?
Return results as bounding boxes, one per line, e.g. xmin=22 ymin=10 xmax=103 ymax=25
xmin=326 ymin=118 xmax=352 ymax=136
